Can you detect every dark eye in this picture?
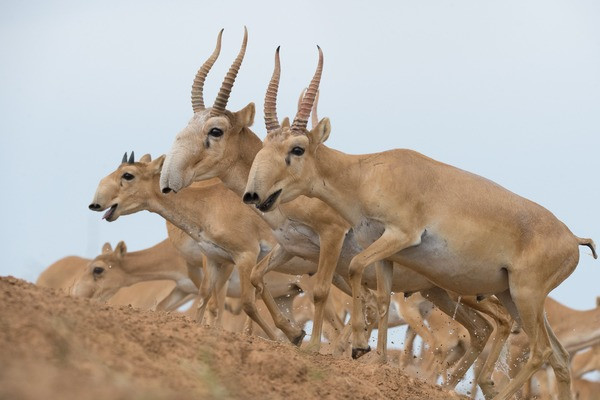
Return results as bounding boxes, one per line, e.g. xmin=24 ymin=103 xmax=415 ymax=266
xmin=93 ymin=266 xmax=105 ymax=275
xmin=122 ymin=172 xmax=134 ymax=181
xmin=290 ymin=147 xmax=305 ymax=156
xmin=208 ymin=128 xmax=223 ymax=137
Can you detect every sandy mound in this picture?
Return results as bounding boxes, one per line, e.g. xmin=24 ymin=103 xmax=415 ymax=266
xmin=0 ymin=276 xmax=466 ymax=400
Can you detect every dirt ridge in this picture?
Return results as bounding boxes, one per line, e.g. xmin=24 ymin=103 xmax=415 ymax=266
xmin=0 ymin=276 xmax=466 ymax=400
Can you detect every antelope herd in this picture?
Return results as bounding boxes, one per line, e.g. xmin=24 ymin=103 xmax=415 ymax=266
xmin=37 ymin=27 xmax=598 ymax=399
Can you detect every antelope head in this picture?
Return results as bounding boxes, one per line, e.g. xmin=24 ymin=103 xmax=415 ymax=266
xmin=160 ymin=27 xmax=255 ymax=194
xmin=88 ymin=152 xmax=165 ymax=221
xmin=70 ymin=241 xmax=129 ymax=301
xmin=244 ymin=46 xmax=330 ymax=212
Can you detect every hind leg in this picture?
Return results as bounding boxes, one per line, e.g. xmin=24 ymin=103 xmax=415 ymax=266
xmin=494 ymin=284 xmax=558 ymax=400
xmin=544 ymin=313 xmax=572 ymax=399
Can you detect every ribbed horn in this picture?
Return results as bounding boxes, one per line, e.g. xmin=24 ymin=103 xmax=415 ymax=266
xmin=292 ymin=46 xmax=323 ymax=133
xmin=191 ymin=29 xmax=223 ymax=113
xmin=211 ymin=26 xmax=248 ymax=116
xmin=297 ymin=88 xmax=319 ymax=129
xmin=297 ymin=88 xmax=306 ymax=112
xmin=311 ymin=90 xmax=320 ymax=129
xmin=264 ymin=46 xmax=281 ymax=133
xmin=128 ymin=151 xmax=135 ymax=164
xmin=122 ymin=152 xmax=127 ymax=164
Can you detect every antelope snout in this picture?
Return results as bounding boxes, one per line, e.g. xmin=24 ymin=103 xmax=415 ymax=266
xmin=89 ymin=203 xmax=102 ymax=211
xmin=243 ymin=192 xmax=260 ymax=205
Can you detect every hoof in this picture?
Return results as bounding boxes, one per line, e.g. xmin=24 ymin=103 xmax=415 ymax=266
xmin=352 ymin=346 xmax=371 ymax=359
xmin=292 ymin=330 xmax=306 ymax=346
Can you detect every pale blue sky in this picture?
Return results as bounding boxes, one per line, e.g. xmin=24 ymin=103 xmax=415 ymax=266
xmin=1 ymin=0 xmax=599 ymax=310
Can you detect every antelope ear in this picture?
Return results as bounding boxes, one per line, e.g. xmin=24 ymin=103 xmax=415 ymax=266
xmin=281 ymin=117 xmax=290 ymax=129
xmin=234 ymin=102 xmax=255 ymax=127
xmin=115 ymin=241 xmax=127 ymax=257
xmin=309 ymin=117 xmax=331 ymax=145
xmin=102 ymin=242 xmax=113 ymax=254
xmin=139 ymin=154 xmax=152 ymax=163
xmin=149 ymin=155 xmax=166 ymax=174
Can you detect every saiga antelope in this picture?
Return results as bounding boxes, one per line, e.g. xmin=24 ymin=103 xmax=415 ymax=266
xmin=71 ymin=239 xmax=199 ymax=311
xmin=242 ymin=46 xmax=597 ymax=400
xmin=158 ymin=29 xmax=511 ymax=396
xmin=37 ymin=251 xmax=181 ymax=311
xmin=89 ymin=153 xmax=346 ymax=342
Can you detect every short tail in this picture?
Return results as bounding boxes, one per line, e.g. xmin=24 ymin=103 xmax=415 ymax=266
xmin=577 ymin=237 xmax=598 ymax=259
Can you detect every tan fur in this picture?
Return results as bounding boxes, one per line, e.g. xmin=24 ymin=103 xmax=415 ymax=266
xmin=572 ymin=378 xmax=600 ymax=400
xmin=71 ymin=239 xmax=198 ymax=311
xmin=158 ymin=48 xmax=511 ymax=395
xmin=37 ymin=256 xmax=89 ymax=292
xmin=502 ymin=297 xmax=600 ymax=398
xmin=243 ymin=51 xmax=595 ymax=399
xmin=572 ymin=344 xmax=600 ymax=378
xmin=89 ymin=154 xmax=346 ymax=343
xmin=38 ymin=252 xmax=182 ymax=311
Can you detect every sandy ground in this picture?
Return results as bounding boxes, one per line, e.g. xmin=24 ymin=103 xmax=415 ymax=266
xmin=0 ymin=276 xmax=467 ymax=400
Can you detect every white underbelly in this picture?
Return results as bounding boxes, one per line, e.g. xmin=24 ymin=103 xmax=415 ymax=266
xmin=271 ymin=220 xmax=321 ymax=261
xmin=392 ymin=230 xmax=510 ymax=295
xmin=350 ymin=219 xmax=509 ymax=295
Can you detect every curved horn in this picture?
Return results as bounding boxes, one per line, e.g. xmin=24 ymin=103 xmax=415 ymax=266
xmin=297 ymin=88 xmax=307 ymax=111
xmin=191 ymin=29 xmax=223 ymax=113
xmin=311 ymin=90 xmax=319 ymax=129
xmin=211 ymin=26 xmax=248 ymax=116
xmin=297 ymin=88 xmax=319 ymax=129
xmin=122 ymin=152 xmax=127 ymax=164
xmin=298 ymin=88 xmax=320 ymax=128
xmin=128 ymin=151 xmax=135 ymax=164
xmin=292 ymin=46 xmax=323 ymax=133
xmin=264 ymin=46 xmax=281 ymax=133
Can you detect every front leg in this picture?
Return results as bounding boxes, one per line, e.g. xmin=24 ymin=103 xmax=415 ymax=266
xmin=236 ymin=251 xmax=279 ymax=341
xmin=422 ymin=287 xmax=493 ymax=392
xmin=374 ymin=260 xmax=393 ymax=363
xmin=349 ymin=228 xmax=420 ymax=358
xmin=209 ymin=262 xmax=234 ymax=327
xmin=461 ymin=296 xmax=513 ymax=399
xmin=304 ymin=229 xmax=346 ymax=353
xmin=155 ymin=287 xmax=195 ymax=311
xmin=195 ymin=257 xmax=232 ymax=324
xmin=250 ymin=245 xmax=306 ymax=345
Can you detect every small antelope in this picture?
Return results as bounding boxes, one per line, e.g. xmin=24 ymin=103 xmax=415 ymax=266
xmin=160 ymin=28 xmax=355 ymax=351
xmin=243 ymin=46 xmax=597 ymax=400
xmin=37 ymin=252 xmax=180 ymax=310
xmin=157 ymin=29 xmax=512 ymax=395
xmin=71 ymin=239 xmax=199 ymax=311
xmin=88 ymin=152 xmax=346 ymax=343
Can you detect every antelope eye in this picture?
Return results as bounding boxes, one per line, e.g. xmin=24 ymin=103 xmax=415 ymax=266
xmin=122 ymin=172 xmax=134 ymax=181
xmin=209 ymin=128 xmax=223 ymax=137
xmin=93 ymin=266 xmax=105 ymax=275
xmin=290 ymin=147 xmax=305 ymax=156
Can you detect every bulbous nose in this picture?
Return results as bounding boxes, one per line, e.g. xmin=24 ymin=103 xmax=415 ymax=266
xmin=243 ymin=192 xmax=260 ymax=204
xmin=162 ymin=187 xmax=172 ymax=194
xmin=89 ymin=203 xmax=101 ymax=211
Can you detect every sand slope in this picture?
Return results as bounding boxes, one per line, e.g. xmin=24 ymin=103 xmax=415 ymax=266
xmin=0 ymin=276 xmax=466 ymax=400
